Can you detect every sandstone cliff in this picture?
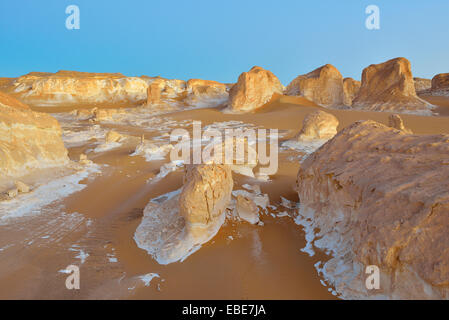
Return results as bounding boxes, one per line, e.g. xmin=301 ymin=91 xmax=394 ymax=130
xmin=296 ymin=120 xmax=449 ymax=299
xmin=0 ymin=92 xmax=69 ymax=177
xmin=228 ymin=66 xmax=283 ymax=112
xmin=352 ymin=58 xmax=432 ymax=114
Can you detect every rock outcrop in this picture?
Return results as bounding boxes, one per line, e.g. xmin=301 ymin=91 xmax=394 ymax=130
xmin=146 ymin=78 xmax=228 ymax=108
xmin=388 ymin=114 xmax=412 ymax=134
xmin=180 ymin=164 xmax=233 ymax=238
xmin=285 ymin=64 xmax=345 ymax=107
xmin=135 ymin=164 xmax=233 ymax=264
xmin=429 ymin=73 xmax=449 ymax=96
xmin=9 ymin=71 xmax=153 ymax=107
xmin=184 ymin=79 xmax=228 ymax=107
xmin=146 ymin=79 xmax=166 ymax=105
xmin=351 ymin=58 xmax=431 ymax=114
xmin=343 ymin=77 xmax=361 ymax=106
xmin=296 ymin=120 xmax=449 ymax=299
xmin=413 ymin=77 xmax=432 ymax=94
xmin=228 ymin=66 xmax=283 ymax=112
xmin=0 ymin=92 xmax=69 ymax=177
xmin=235 ymin=194 xmax=260 ymax=224
xmin=296 ymin=110 xmax=339 ymax=141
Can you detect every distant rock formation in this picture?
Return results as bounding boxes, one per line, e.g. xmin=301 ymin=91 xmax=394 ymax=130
xmin=296 ymin=110 xmax=339 ymax=141
xmin=352 ymin=58 xmax=432 ymax=115
xmin=228 ymin=66 xmax=283 ymax=112
xmin=135 ymin=163 xmax=233 ymax=264
xmin=388 ymin=114 xmax=412 ymax=134
xmin=235 ymin=194 xmax=260 ymax=224
xmin=285 ymin=64 xmax=345 ymax=108
xmin=145 ymin=78 xmax=229 ymax=108
xmin=0 ymin=91 xmax=69 ymax=177
xmin=429 ymin=73 xmax=449 ymax=96
xmin=146 ymin=78 xmax=166 ymax=105
xmin=413 ymin=77 xmax=432 ymax=94
xmin=343 ymin=77 xmax=361 ymax=106
xmin=296 ymin=120 xmax=449 ymax=299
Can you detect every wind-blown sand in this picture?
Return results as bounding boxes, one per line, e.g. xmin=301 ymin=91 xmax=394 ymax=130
xmin=1 ymin=93 xmax=449 ymax=299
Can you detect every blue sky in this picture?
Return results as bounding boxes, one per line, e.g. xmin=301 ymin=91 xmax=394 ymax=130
xmin=1 ymin=0 xmax=448 ymax=85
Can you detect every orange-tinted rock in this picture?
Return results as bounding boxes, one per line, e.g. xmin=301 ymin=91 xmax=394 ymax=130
xmin=296 ymin=120 xmax=449 ymax=299
xmin=229 ymin=66 xmax=283 ymax=112
xmin=413 ymin=77 xmax=432 ymax=93
xmin=0 ymin=92 xmax=69 ymax=177
xmin=431 ymin=73 xmax=449 ymax=92
xmin=352 ymin=58 xmax=431 ymax=114
xmin=343 ymin=77 xmax=361 ymax=106
xmin=285 ymin=64 xmax=344 ymax=107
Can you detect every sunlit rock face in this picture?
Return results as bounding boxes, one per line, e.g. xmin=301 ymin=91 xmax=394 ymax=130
xmin=296 ymin=110 xmax=339 ymax=141
xmin=388 ymin=114 xmax=412 ymax=134
xmin=0 ymin=92 xmax=69 ymax=177
xmin=429 ymin=73 xmax=449 ymax=96
xmin=11 ymin=70 xmax=153 ymax=106
xmin=228 ymin=66 xmax=283 ymax=112
xmin=285 ymin=64 xmax=345 ymax=108
xmin=343 ymin=77 xmax=361 ymax=106
xmin=413 ymin=77 xmax=432 ymax=94
xmin=134 ymin=164 xmax=233 ymax=265
xmin=145 ymin=78 xmax=228 ymax=108
xmin=184 ymin=79 xmax=229 ymax=107
xmin=296 ymin=120 xmax=449 ymax=299
xmin=351 ymin=58 xmax=432 ymax=114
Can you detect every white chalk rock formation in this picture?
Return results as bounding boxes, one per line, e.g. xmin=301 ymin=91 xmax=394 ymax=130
xmin=343 ymin=77 xmax=361 ymax=106
xmin=296 ymin=120 xmax=449 ymax=299
xmin=135 ymin=164 xmax=233 ymax=264
xmin=285 ymin=64 xmax=345 ymax=107
xmin=10 ymin=71 xmax=153 ymax=107
xmin=228 ymin=66 xmax=283 ymax=112
xmin=352 ymin=58 xmax=431 ymax=114
xmin=388 ymin=114 xmax=412 ymax=134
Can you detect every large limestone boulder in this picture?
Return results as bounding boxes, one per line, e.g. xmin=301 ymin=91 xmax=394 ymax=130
xmin=134 ymin=164 xmax=233 ymax=264
xmin=413 ymin=77 xmax=432 ymax=94
xmin=296 ymin=120 xmax=449 ymax=299
xmin=352 ymin=58 xmax=431 ymax=114
xmin=343 ymin=77 xmax=361 ymax=106
xmin=296 ymin=110 xmax=339 ymax=141
xmin=180 ymin=164 xmax=233 ymax=239
xmin=228 ymin=66 xmax=283 ymax=112
xmin=285 ymin=64 xmax=344 ymax=107
xmin=0 ymin=92 xmax=69 ymax=177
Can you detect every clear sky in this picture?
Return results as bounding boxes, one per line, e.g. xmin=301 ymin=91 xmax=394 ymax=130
xmin=1 ymin=0 xmax=448 ymax=85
